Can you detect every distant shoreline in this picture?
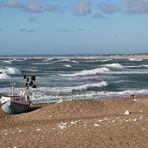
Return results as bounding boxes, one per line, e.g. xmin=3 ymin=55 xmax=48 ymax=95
xmin=0 ymin=53 xmax=148 ymax=59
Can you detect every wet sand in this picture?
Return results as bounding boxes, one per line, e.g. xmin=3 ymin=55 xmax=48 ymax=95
xmin=1 ymin=96 xmax=148 ymax=148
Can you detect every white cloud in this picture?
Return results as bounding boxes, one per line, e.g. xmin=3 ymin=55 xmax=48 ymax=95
xmin=0 ymin=0 xmax=19 ymax=8
xmin=7 ymin=0 xmax=19 ymax=7
xmin=23 ymin=0 xmax=44 ymax=13
xmin=124 ymin=0 xmax=148 ymax=14
xmin=73 ymin=0 xmax=91 ymax=16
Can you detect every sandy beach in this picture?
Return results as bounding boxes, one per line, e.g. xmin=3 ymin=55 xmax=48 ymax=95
xmin=1 ymin=96 xmax=148 ymax=148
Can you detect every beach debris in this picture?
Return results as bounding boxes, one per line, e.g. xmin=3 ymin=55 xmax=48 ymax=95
xmin=71 ymin=121 xmax=79 ymax=125
xmin=133 ymin=119 xmax=137 ymax=122
xmin=111 ymin=120 xmax=115 ymax=123
xmin=94 ymin=124 xmax=100 ymax=127
xmin=57 ymin=122 xmax=67 ymax=129
xmin=36 ymin=128 xmax=41 ymax=131
xmin=124 ymin=110 xmax=130 ymax=115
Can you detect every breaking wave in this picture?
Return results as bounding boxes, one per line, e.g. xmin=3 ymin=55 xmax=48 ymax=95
xmin=57 ymin=59 xmax=78 ymax=63
xmin=71 ymin=81 xmax=108 ymax=91
xmin=96 ymin=89 xmax=148 ymax=98
xmin=0 ymin=67 xmax=21 ymax=79
xmin=1 ymin=60 xmax=12 ymax=64
xmin=104 ymin=63 xmax=124 ymax=69
xmin=59 ymin=67 xmax=110 ymax=76
xmin=35 ymin=81 xmax=108 ymax=93
xmin=0 ymin=72 xmax=10 ymax=79
xmin=129 ymin=58 xmax=143 ymax=61
xmin=5 ymin=67 xmax=21 ymax=75
xmin=64 ymin=64 xmax=72 ymax=68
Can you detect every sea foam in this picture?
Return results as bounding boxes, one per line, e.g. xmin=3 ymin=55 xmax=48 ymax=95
xmin=103 ymin=63 xmax=124 ymax=69
xmin=129 ymin=58 xmax=143 ymax=61
xmin=5 ymin=67 xmax=21 ymax=75
xmin=59 ymin=67 xmax=110 ymax=76
xmin=64 ymin=64 xmax=72 ymax=68
xmin=0 ymin=72 xmax=9 ymax=79
xmin=71 ymin=81 xmax=108 ymax=91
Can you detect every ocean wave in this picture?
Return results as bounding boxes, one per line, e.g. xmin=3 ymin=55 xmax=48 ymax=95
xmin=101 ymin=59 xmax=113 ymax=62
xmin=64 ymin=64 xmax=72 ymax=68
xmin=32 ymin=81 xmax=108 ymax=93
xmin=25 ymin=89 xmax=148 ymax=103
xmin=103 ymin=63 xmax=124 ymax=69
xmin=142 ymin=64 xmax=148 ymax=68
xmin=85 ymin=59 xmax=102 ymax=63
xmin=0 ymin=67 xmax=21 ymax=77
xmin=5 ymin=67 xmax=21 ymax=75
xmin=126 ymin=64 xmax=148 ymax=68
xmin=71 ymin=81 xmax=108 ymax=91
xmin=96 ymin=89 xmax=148 ymax=98
xmin=109 ymin=69 xmax=148 ymax=74
xmin=1 ymin=87 xmax=148 ymax=103
xmin=59 ymin=67 xmax=110 ymax=77
xmin=0 ymin=72 xmax=10 ymax=79
xmin=2 ymin=60 xmax=12 ymax=64
xmin=57 ymin=59 xmax=78 ymax=63
xmin=129 ymin=58 xmax=143 ymax=61
xmin=32 ymin=62 xmax=50 ymax=65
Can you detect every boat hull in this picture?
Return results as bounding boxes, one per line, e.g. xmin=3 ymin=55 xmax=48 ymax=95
xmin=1 ymin=100 xmax=30 ymax=114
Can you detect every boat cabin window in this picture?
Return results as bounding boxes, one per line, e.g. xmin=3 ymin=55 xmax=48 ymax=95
xmin=15 ymin=98 xmax=20 ymax=101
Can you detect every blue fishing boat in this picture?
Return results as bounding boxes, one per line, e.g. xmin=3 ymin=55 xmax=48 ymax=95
xmin=0 ymin=75 xmax=36 ymax=114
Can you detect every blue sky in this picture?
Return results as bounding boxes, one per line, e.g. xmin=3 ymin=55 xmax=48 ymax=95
xmin=0 ymin=0 xmax=148 ymax=55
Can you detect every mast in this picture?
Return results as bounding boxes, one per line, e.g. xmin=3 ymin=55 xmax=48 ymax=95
xmin=11 ymin=82 xmax=15 ymax=96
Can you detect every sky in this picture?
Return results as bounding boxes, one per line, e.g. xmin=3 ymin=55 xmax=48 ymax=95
xmin=0 ymin=0 xmax=148 ymax=55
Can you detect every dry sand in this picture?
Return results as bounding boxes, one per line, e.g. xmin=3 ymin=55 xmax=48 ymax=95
xmin=1 ymin=96 xmax=148 ymax=148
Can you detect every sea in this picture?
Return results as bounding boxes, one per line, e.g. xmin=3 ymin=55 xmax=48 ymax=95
xmin=0 ymin=55 xmax=148 ymax=104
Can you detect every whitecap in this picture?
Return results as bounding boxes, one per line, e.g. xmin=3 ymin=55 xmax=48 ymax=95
xmin=0 ymin=72 xmax=9 ymax=79
xmin=2 ymin=60 xmax=12 ymax=64
xmin=126 ymin=64 xmax=148 ymax=68
xmin=58 ymin=59 xmax=78 ymax=63
xmin=64 ymin=64 xmax=72 ymax=68
xmin=95 ymin=89 xmax=148 ymax=98
xmin=71 ymin=81 xmax=108 ymax=91
xmin=31 ymin=81 xmax=108 ymax=94
xmin=142 ymin=64 xmax=148 ymax=68
xmin=129 ymin=58 xmax=143 ymax=61
xmin=101 ymin=59 xmax=113 ymax=62
xmin=5 ymin=67 xmax=21 ymax=75
xmin=59 ymin=67 xmax=110 ymax=77
xmin=104 ymin=63 xmax=124 ymax=69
